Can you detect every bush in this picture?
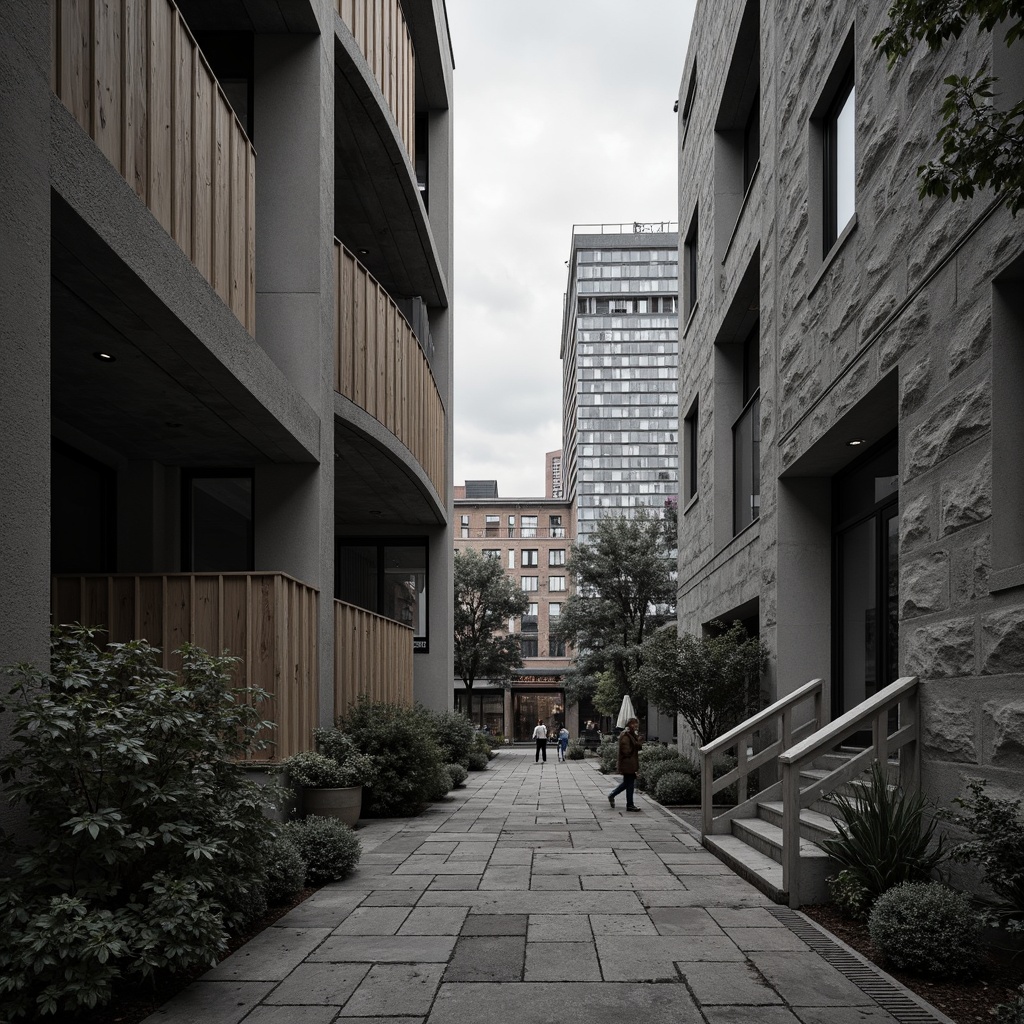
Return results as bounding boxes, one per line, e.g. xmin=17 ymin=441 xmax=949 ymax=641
xmin=642 ymin=757 xmax=694 ymax=794
xmin=597 ymin=740 xmax=619 ymax=774
xmin=282 ymin=750 xmax=365 ymax=789
xmin=946 ymin=779 xmax=1024 ymax=933
xmin=818 ymin=762 xmax=945 ymax=908
xmin=447 ymin=763 xmax=469 ymax=788
xmin=335 ymin=698 xmax=446 ymax=816
xmin=263 ymin=834 xmax=308 ymax=905
xmin=467 ymin=750 xmax=489 ymax=771
xmin=868 ymin=882 xmax=982 ymax=978
xmin=827 ymin=869 xmax=872 ymax=921
xmin=470 ymin=730 xmax=494 ymax=760
xmin=655 ymin=771 xmax=700 ymax=805
xmin=565 ymin=738 xmax=586 ymax=760
xmin=996 ymin=986 xmax=1024 ymax=1024
xmin=284 ymin=816 xmax=361 ymax=885
xmin=425 ymin=763 xmax=453 ymax=801
xmin=0 ymin=628 xmax=278 ymax=1018
xmin=427 ymin=709 xmax=476 ymax=767
xmin=310 ymin=730 xmax=377 ymax=788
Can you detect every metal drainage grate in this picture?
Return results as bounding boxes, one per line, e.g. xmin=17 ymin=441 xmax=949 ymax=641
xmin=767 ymin=907 xmax=954 ymax=1024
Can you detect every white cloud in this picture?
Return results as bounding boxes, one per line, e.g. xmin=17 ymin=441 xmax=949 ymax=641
xmin=448 ymin=0 xmax=696 ymax=495
xmin=449 ymin=0 xmax=696 ymax=498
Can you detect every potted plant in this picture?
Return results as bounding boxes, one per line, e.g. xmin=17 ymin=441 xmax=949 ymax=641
xmin=280 ymin=748 xmax=372 ymax=827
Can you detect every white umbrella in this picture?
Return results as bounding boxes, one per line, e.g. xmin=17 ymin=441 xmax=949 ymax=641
xmin=616 ymin=694 xmax=637 ymax=729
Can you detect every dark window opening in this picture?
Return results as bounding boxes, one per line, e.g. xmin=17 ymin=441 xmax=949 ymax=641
xmin=51 ymin=440 xmax=117 ymax=574
xmin=182 ymin=470 xmax=254 ymax=572
xmin=733 ymin=322 xmax=760 ymax=534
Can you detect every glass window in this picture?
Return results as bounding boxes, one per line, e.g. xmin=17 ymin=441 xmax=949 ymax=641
xmin=548 ymin=602 xmax=561 ymax=618
xmin=548 ymin=638 xmax=566 ymax=657
xmin=485 ymin=515 xmax=499 ymax=537
xmin=522 ymin=549 xmax=539 ymax=567
xmin=733 ymin=323 xmax=760 ymax=534
xmin=521 ymin=515 xmax=538 ymax=538
xmin=743 ymin=89 xmax=760 ymax=191
xmin=549 ymin=576 xmax=566 ymax=592
xmin=185 ymin=471 xmax=254 ymax=572
xmin=508 ymin=515 xmax=516 ymax=538
xmin=508 ymin=549 xmax=516 ymax=569
xmin=482 ymin=549 xmax=500 ymax=560
xmin=684 ymin=401 xmax=699 ymax=502
xmin=522 ymin=603 xmax=538 ymax=632
xmin=520 ymin=635 xmax=539 ymax=658
xmin=459 ymin=514 xmax=469 ymax=539
xmin=825 ymin=72 xmax=855 ymax=251
xmin=683 ymin=209 xmax=698 ymax=319
xmin=521 ymin=576 xmax=539 ymax=592
xmin=549 ymin=549 xmax=566 ymax=566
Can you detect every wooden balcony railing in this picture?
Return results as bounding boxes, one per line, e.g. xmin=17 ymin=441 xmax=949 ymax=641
xmin=334 ymin=242 xmax=446 ymax=499
xmin=336 ymin=0 xmax=415 ymax=164
xmin=334 ymin=599 xmax=414 ymax=715
xmin=51 ymin=0 xmax=256 ymax=333
xmin=51 ymin=573 xmax=318 ymax=761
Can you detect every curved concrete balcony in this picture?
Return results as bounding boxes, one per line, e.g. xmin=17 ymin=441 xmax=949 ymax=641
xmin=333 ymin=241 xmax=446 ymax=516
xmin=52 ymin=0 xmax=256 ymax=333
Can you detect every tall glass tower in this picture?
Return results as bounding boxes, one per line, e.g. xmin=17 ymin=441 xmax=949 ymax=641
xmin=560 ymin=223 xmax=679 ymax=541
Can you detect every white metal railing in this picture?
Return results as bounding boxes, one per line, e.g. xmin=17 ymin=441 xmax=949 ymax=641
xmin=778 ymin=675 xmax=920 ymax=908
xmin=700 ymin=678 xmax=827 ymax=836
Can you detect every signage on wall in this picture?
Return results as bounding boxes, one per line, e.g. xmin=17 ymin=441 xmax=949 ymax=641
xmin=414 ymin=637 xmax=428 ymax=653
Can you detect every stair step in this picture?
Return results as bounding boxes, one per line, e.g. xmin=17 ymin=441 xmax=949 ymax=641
xmin=703 ymin=833 xmax=786 ymax=903
xmin=758 ymin=801 xmax=841 ymax=843
xmin=731 ymin=816 xmax=830 ymax=863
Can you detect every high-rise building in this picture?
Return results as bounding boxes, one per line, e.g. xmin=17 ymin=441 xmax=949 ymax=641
xmin=560 ymin=224 xmax=680 ymax=540
xmin=0 ymin=0 xmax=455 ymax=822
xmin=545 ymin=449 xmax=564 ymax=500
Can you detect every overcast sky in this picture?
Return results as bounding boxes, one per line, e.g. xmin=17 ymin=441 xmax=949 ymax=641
xmin=447 ymin=0 xmax=697 ymax=499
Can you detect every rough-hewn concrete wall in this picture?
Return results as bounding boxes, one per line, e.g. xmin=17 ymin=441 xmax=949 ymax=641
xmin=677 ymin=0 xmax=1024 ymax=808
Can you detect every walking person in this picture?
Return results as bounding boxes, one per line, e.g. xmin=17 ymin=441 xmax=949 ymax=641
xmin=557 ymin=725 xmax=569 ymax=761
xmin=608 ymin=717 xmax=643 ymax=811
xmin=532 ymin=720 xmax=548 ymax=762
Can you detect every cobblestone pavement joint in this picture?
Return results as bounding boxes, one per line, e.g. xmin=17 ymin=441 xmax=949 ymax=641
xmin=144 ymin=749 xmax=955 ymax=1024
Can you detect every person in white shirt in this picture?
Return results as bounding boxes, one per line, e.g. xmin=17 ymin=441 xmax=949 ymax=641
xmin=532 ymin=720 xmax=548 ymax=762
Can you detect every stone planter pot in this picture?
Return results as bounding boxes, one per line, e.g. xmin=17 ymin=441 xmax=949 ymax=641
xmin=301 ymin=785 xmax=362 ymax=827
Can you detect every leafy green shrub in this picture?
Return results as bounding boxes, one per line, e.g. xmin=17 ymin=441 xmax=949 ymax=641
xmin=638 ymin=744 xmax=681 ymax=767
xmin=868 ymin=882 xmax=982 ymax=978
xmin=996 ymin=986 xmax=1024 ymax=1023
xmin=283 ymin=750 xmax=362 ymax=788
xmin=335 ymin=697 xmax=446 ymax=816
xmin=425 ymin=763 xmax=453 ymax=801
xmin=263 ymin=835 xmax=307 ymax=905
xmin=427 ymin=709 xmax=476 ymax=767
xmin=654 ymin=771 xmax=700 ymax=805
xmin=597 ymin=740 xmax=619 ymax=774
xmin=311 ymin=730 xmax=377 ymax=787
xmin=819 ymin=762 xmax=945 ymax=906
xmin=467 ymin=750 xmax=489 ymax=771
xmin=641 ymin=757 xmax=693 ymax=794
xmin=565 ymin=738 xmax=586 ymax=760
xmin=0 ymin=628 xmax=277 ymax=1019
xmin=447 ymin=763 xmax=469 ymax=788
xmin=946 ymin=779 xmax=1024 ymax=933
xmin=827 ymin=869 xmax=872 ymax=921
xmin=284 ymin=816 xmax=361 ymax=885
xmin=470 ymin=730 xmax=495 ymax=760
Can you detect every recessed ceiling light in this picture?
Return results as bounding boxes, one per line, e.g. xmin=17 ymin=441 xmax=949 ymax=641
xmin=357 ymin=248 xmax=369 ymax=256
xmin=368 ymin=510 xmax=383 ymax=516
xmin=93 ymin=351 xmax=116 ymax=362
xmin=847 ymin=438 xmax=865 ymax=446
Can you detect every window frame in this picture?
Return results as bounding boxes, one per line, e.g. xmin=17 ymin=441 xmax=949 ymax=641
xmin=823 ymin=67 xmax=856 ymax=255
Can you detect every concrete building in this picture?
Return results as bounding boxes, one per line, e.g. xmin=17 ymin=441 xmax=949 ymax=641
xmin=676 ymin=0 xmax=1024 ymax=888
xmin=0 ymin=0 xmax=455 ymax=823
xmin=454 ymin=479 xmax=579 ymax=741
xmin=560 ymin=223 xmax=680 ymax=541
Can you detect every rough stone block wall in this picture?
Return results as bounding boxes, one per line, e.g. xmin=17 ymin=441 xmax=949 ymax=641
xmin=677 ymin=0 xmax=1024 ymax=810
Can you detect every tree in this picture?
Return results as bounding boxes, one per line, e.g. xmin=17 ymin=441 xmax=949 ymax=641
xmin=634 ymin=620 xmax=769 ymax=746
xmin=873 ymin=1 xmax=1024 ymax=215
xmin=553 ymin=509 xmax=675 ymax=705
xmin=454 ymin=550 xmax=529 ymax=689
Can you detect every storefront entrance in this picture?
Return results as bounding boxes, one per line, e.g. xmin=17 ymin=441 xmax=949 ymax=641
xmin=512 ymin=691 xmax=564 ymax=742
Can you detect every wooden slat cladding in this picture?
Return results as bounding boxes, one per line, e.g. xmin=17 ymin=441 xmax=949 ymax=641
xmin=51 ymin=0 xmax=256 ymax=334
xmin=51 ymin=573 xmax=319 ymax=761
xmin=334 ymin=242 xmax=446 ymax=499
xmin=333 ymin=599 xmax=413 ymax=714
xmin=336 ymin=0 xmax=415 ymax=164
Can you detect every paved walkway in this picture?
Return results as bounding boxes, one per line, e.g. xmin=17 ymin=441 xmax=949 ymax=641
xmin=145 ymin=749 xmax=953 ymax=1024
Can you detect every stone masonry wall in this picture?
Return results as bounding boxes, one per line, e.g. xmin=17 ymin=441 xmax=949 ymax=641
xmin=677 ymin=0 xmax=1024 ymax=809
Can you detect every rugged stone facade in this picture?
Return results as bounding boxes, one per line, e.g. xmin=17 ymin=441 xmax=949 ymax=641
xmin=676 ymin=0 xmax=1024 ymax=812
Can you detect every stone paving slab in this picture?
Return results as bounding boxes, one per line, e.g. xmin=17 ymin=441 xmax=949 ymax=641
xmin=309 ymin=935 xmax=456 ymax=963
xmin=524 ymin=940 xmax=602 ymax=981
xmin=263 ymin=962 xmax=369 ymax=1005
xmin=748 ymin=951 xmax=878 ymax=1006
xmin=340 ymin=963 xmax=445 ymax=1016
xmin=679 ymin=960 xmax=784 ymax=1005
xmin=202 ymin=928 xmax=331 ymax=981
xmin=442 ymin=935 xmax=525 ymax=982
xmin=144 ymin=981 xmax=276 ymax=1023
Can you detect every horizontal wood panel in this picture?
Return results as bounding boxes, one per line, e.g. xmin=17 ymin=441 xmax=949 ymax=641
xmin=334 ymin=242 xmax=446 ymax=499
xmin=333 ymin=599 xmax=413 ymax=715
xmin=51 ymin=573 xmax=319 ymax=761
xmin=51 ymin=0 xmax=255 ymax=333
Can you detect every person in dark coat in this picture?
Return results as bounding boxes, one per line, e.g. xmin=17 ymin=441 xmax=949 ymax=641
xmin=607 ymin=717 xmax=643 ymax=811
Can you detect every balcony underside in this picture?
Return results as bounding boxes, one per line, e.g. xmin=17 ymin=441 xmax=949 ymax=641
xmin=333 ymin=415 xmax=444 ymax=528
xmin=50 ymin=181 xmax=318 ymax=466
xmin=333 ymin=34 xmax=447 ymax=309
xmin=174 ymin=0 xmax=319 ymax=33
